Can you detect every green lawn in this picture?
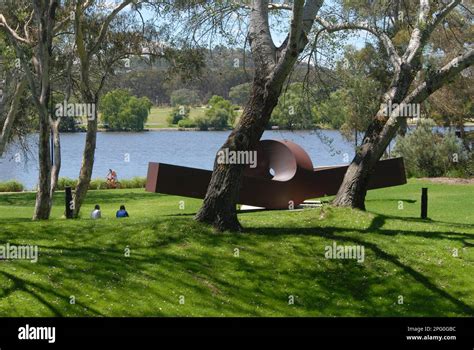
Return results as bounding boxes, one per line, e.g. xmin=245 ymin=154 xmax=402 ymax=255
xmin=0 ymin=179 xmax=472 ymax=316
xmin=145 ymin=106 xmax=207 ymax=129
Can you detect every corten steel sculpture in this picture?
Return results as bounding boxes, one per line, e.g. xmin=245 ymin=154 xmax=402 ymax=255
xmin=146 ymin=140 xmax=406 ymax=209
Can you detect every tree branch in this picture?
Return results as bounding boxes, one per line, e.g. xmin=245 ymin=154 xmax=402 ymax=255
xmin=314 ymin=16 xmax=402 ymax=68
xmin=0 ymin=76 xmax=27 ymax=156
xmin=403 ymin=0 xmax=461 ymax=63
xmin=248 ymin=0 xmax=276 ymax=71
xmin=0 ymin=14 xmax=30 ymax=44
xmin=406 ymin=49 xmax=474 ymax=105
xmin=89 ymin=0 xmax=133 ymax=55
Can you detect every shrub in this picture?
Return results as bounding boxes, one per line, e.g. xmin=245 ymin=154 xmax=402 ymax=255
xmin=0 ymin=181 xmax=24 ymax=192
xmin=195 ymin=116 xmax=210 ymax=131
xmin=271 ymin=83 xmax=316 ymax=130
xmin=201 ymin=95 xmax=236 ymax=129
xmin=205 ymin=108 xmax=230 ymax=130
xmin=119 ymin=177 xmax=146 ymax=189
xmin=89 ymin=179 xmax=108 ymax=190
xmin=56 ymin=177 xmax=147 ymax=191
xmin=167 ymin=106 xmax=190 ymax=125
xmin=56 ymin=177 xmax=77 ymax=190
xmin=177 ymin=118 xmax=198 ymax=128
xmin=393 ymin=119 xmax=469 ymax=177
xmin=88 ymin=177 xmax=147 ymax=190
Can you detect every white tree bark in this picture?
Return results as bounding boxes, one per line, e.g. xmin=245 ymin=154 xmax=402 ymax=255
xmin=1 ymin=1 xmax=59 ymax=219
xmin=326 ymin=0 xmax=471 ymax=208
xmin=0 ymin=76 xmax=26 ymax=156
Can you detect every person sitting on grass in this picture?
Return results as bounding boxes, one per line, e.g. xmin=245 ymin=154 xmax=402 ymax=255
xmin=116 ymin=205 xmax=129 ymax=218
xmin=91 ymin=205 xmax=101 ymax=219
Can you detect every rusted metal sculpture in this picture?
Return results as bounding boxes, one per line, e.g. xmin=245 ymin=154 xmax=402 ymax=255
xmin=146 ymin=139 xmax=406 ymax=209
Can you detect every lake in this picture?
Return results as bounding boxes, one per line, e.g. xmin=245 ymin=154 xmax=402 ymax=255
xmin=1 ymin=130 xmax=363 ymax=190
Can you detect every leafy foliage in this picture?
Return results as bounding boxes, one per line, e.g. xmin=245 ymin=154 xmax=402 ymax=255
xmin=170 ymin=88 xmax=201 ymax=107
xmin=101 ymin=89 xmax=152 ymax=131
xmin=0 ymin=180 xmax=24 ymax=192
xmin=229 ymin=82 xmax=251 ymax=106
xmin=167 ymin=105 xmax=190 ymax=125
xmin=393 ymin=120 xmax=470 ymax=178
xmin=193 ymin=95 xmax=237 ymax=130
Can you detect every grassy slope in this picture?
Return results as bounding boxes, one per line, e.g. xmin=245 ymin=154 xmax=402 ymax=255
xmin=0 ymin=179 xmax=472 ymax=317
xmin=145 ymin=107 xmax=207 ymax=129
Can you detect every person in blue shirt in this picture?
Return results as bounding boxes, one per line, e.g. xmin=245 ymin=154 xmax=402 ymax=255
xmin=116 ymin=205 xmax=129 ymax=218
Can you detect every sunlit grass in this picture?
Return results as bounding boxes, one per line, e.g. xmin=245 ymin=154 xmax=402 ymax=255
xmin=0 ymin=179 xmax=472 ymax=316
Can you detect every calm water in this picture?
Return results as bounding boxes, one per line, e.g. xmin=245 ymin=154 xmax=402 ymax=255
xmin=0 ymin=130 xmax=358 ymax=190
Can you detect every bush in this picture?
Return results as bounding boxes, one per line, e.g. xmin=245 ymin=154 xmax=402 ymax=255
xmin=177 ymin=118 xmax=198 ymax=128
xmin=0 ymin=181 xmax=24 ymax=192
xmin=56 ymin=177 xmax=147 ymax=191
xmin=206 ymin=108 xmax=231 ymax=130
xmin=271 ymin=83 xmax=316 ymax=130
xmin=393 ymin=120 xmax=470 ymax=178
xmin=195 ymin=116 xmax=210 ymax=131
xmin=201 ymin=95 xmax=236 ymax=129
xmin=56 ymin=177 xmax=77 ymax=190
xmin=89 ymin=177 xmax=146 ymax=190
xmin=89 ymin=179 xmax=109 ymax=190
xmin=119 ymin=177 xmax=146 ymax=189
xmin=167 ymin=106 xmax=190 ymax=125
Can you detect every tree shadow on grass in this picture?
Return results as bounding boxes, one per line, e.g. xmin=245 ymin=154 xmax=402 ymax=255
xmin=367 ymin=198 xmax=417 ymax=203
xmin=244 ymin=216 xmax=474 ymax=316
xmin=0 ymin=269 xmax=103 ymax=317
xmin=363 ymin=213 xmax=474 ymax=247
xmin=1 ymin=212 xmax=473 ymax=316
xmin=369 ymin=213 xmax=474 ymax=230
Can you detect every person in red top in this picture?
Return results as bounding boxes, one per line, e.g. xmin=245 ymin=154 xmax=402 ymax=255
xmin=106 ymin=169 xmax=118 ymax=188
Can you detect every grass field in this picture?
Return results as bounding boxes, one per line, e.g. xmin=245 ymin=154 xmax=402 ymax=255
xmin=145 ymin=106 xmax=207 ymax=129
xmin=0 ymin=179 xmax=473 ymax=316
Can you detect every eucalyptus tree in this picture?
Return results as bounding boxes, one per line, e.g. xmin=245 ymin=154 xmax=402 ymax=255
xmin=0 ymin=47 xmax=27 ymax=156
xmin=0 ymin=0 xmax=62 ymax=219
xmin=171 ymin=0 xmax=326 ymax=231
xmin=70 ymin=0 xmax=166 ymax=217
xmin=312 ymin=0 xmax=474 ymax=209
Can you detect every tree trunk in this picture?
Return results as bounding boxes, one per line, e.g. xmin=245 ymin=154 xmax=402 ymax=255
xmin=33 ymin=109 xmax=52 ymax=220
xmin=0 ymin=77 xmax=26 ymax=156
xmin=195 ymin=78 xmax=280 ymax=231
xmin=49 ymin=118 xmax=61 ymax=198
xmin=333 ymin=117 xmax=401 ymax=209
xmin=331 ymin=153 xmax=374 ymax=210
xmin=73 ymin=106 xmax=98 ymax=217
xmin=195 ymin=0 xmax=323 ymax=231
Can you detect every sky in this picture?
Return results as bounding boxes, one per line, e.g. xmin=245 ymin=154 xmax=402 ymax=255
xmin=136 ymin=0 xmax=369 ymax=53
